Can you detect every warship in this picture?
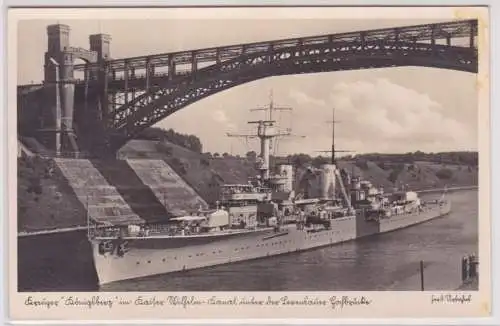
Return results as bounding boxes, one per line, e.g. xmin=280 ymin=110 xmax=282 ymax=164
xmin=89 ymin=101 xmax=451 ymax=286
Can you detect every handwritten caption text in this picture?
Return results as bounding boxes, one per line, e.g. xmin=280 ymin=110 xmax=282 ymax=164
xmin=24 ymin=295 xmax=372 ymax=310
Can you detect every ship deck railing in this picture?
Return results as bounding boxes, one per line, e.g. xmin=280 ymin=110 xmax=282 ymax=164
xmin=377 ymin=200 xmax=449 ymax=219
xmin=91 ymin=224 xmax=275 ymax=240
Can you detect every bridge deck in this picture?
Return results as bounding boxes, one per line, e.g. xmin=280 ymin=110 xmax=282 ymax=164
xmin=72 ymin=19 xmax=477 ymax=72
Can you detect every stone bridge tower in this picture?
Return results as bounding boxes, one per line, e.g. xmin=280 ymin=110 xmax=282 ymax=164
xmin=41 ymin=24 xmax=101 ymax=155
xmin=81 ymin=32 xmax=112 ymax=154
xmin=88 ymin=32 xmax=112 ymax=124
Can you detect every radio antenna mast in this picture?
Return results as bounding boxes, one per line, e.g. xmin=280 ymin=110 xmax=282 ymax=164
xmin=316 ymin=107 xmax=353 ymax=164
xmin=226 ymin=91 xmax=298 ymax=182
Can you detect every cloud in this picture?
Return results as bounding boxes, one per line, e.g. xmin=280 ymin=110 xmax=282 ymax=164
xmin=288 ymin=89 xmax=327 ymax=108
xmin=326 ymin=78 xmax=476 ymax=153
xmin=212 ymin=109 xmax=229 ymax=123
xmin=211 ymin=109 xmax=238 ymax=133
xmin=158 ymin=76 xmax=477 ymax=156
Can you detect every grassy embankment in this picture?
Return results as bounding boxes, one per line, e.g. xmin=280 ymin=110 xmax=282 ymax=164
xmin=119 ymin=140 xmax=478 ymax=199
xmin=17 ymin=156 xmax=87 ymax=233
xmin=17 ymin=138 xmax=478 ymax=233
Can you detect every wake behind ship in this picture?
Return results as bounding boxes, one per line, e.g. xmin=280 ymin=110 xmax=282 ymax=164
xmin=88 ymin=103 xmax=452 ymax=286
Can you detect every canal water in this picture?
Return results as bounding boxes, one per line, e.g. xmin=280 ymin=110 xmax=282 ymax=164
xmin=101 ymin=189 xmax=479 ymax=292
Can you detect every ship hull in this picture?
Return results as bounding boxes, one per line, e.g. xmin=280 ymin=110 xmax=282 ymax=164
xmin=379 ymin=201 xmax=451 ymax=233
xmin=92 ymin=203 xmax=451 ymax=286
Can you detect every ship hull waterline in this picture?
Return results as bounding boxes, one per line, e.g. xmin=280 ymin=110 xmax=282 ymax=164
xmin=92 ymin=202 xmax=451 ymax=286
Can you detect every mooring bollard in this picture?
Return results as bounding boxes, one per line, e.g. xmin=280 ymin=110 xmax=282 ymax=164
xmin=420 ymin=260 xmax=425 ymax=291
xmin=469 ymin=254 xmax=478 ymax=279
xmin=461 ymin=253 xmax=479 ymax=284
xmin=461 ymin=255 xmax=469 ymax=282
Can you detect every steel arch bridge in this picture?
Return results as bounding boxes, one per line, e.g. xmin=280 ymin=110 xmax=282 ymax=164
xmin=20 ymin=19 xmax=479 ymax=154
xmin=97 ymin=19 xmax=478 ymax=150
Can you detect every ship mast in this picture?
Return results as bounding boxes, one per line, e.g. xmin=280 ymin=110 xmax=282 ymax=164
xmin=316 ymin=107 xmax=355 ymax=212
xmin=227 ymin=91 xmax=296 ymax=182
xmin=316 ymin=108 xmax=352 ymax=164
xmin=250 ymin=91 xmax=291 ymax=124
xmin=249 ymin=90 xmax=296 ymax=159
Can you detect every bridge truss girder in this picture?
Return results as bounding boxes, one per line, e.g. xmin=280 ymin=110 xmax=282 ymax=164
xmin=105 ymin=39 xmax=477 ymax=150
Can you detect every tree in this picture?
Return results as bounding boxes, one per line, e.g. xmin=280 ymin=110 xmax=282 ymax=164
xmin=339 ymin=154 xmax=353 ymax=160
xmin=388 ymin=164 xmax=404 ymax=183
xmin=436 ymin=168 xmax=453 ymax=180
xmin=27 ymin=176 xmax=42 ymax=195
xmin=156 ymin=141 xmax=173 ymax=156
xmin=289 ymin=154 xmax=312 ymax=167
xmin=170 ymin=157 xmax=187 ymax=175
xmin=200 ymin=157 xmax=210 ymax=167
xmin=312 ymin=156 xmax=329 ymax=168
xmin=377 ymin=161 xmax=388 ymax=170
xmin=246 ymin=151 xmax=257 ymax=161
xmin=354 ymin=158 xmax=369 ymax=170
xmin=137 ymin=127 xmax=203 ymax=153
xmin=187 ymin=135 xmax=203 ymax=153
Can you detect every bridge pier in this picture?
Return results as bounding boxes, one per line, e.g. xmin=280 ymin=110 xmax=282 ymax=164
xmin=89 ymin=32 xmax=111 ymax=127
xmin=39 ymin=24 xmax=109 ymax=156
xmin=83 ymin=33 xmax=114 ymax=153
xmin=41 ymin=24 xmax=79 ymax=154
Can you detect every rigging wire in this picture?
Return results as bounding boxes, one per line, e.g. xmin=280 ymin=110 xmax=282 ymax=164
xmin=274 ymin=109 xmax=283 ymax=155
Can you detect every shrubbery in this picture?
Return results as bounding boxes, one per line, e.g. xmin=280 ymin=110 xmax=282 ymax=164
xmin=436 ymin=168 xmax=454 ymax=180
xmin=138 ymin=127 xmax=203 ymax=153
xmin=19 ymin=156 xmax=51 ymax=196
xmin=354 ymin=158 xmax=369 ymax=170
xmin=388 ymin=164 xmax=405 ymax=183
xmin=169 ymin=157 xmax=187 ymax=175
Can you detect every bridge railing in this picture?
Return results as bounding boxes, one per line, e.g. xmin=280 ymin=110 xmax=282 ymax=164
xmin=74 ymin=70 xmax=192 ymax=84
xmin=72 ymin=19 xmax=478 ymax=72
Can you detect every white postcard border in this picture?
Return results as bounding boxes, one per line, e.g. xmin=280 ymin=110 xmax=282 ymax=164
xmin=3 ymin=3 xmax=497 ymax=324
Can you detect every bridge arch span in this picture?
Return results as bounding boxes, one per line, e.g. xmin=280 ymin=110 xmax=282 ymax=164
xmin=108 ymin=40 xmax=476 ymax=150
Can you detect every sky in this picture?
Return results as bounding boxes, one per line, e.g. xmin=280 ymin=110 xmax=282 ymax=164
xmin=16 ymin=11 xmax=479 ymax=156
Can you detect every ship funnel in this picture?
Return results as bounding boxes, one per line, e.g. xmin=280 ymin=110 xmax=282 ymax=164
xmin=320 ymin=164 xmax=336 ymax=199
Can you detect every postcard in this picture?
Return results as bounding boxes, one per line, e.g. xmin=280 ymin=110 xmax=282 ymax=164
xmin=8 ymin=5 xmax=491 ymax=322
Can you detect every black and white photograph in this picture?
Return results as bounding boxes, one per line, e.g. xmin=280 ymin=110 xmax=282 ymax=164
xmin=9 ymin=5 xmax=491 ymax=321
